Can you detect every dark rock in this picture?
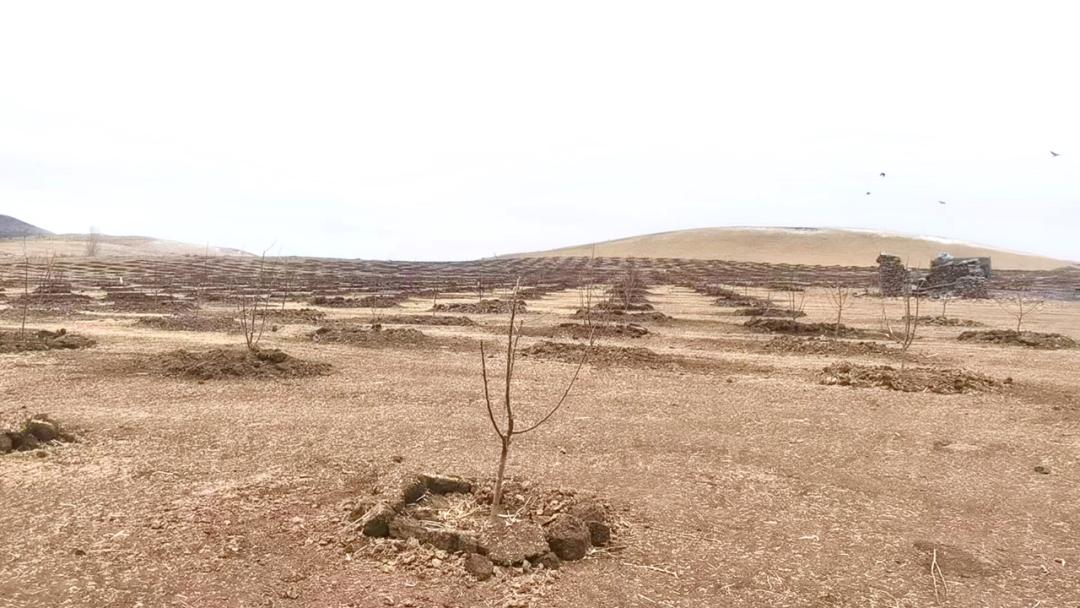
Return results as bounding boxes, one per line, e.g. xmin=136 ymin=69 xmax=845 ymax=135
xmin=399 ymin=476 xmax=428 ymax=505
xmin=569 ymin=500 xmax=611 ymax=546
xmin=482 ymin=521 xmax=549 ymax=566
xmin=5 ymin=431 xmax=24 ymax=451
xmin=19 ymin=433 xmax=40 ymax=451
xmin=534 ymin=551 xmax=561 ymax=570
xmin=355 ymin=501 xmax=396 ymax=537
xmin=419 ymin=473 xmax=472 ymax=495
xmin=27 ymin=418 xmax=59 ymax=443
xmin=544 ymin=514 xmax=591 ymax=561
xmin=463 ymin=553 xmax=494 ymax=581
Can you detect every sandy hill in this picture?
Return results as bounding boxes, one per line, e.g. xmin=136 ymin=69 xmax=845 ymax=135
xmin=0 ymin=214 xmax=51 ymax=239
xmin=514 ymin=227 xmax=1075 ymax=271
xmin=0 ymin=234 xmax=248 ymax=258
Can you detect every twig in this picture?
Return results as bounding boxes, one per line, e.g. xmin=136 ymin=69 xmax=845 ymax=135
xmin=622 ymin=561 xmax=679 ymax=578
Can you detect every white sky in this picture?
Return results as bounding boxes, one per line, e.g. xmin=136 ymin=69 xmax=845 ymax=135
xmin=1 ymin=1 xmax=1078 ymax=261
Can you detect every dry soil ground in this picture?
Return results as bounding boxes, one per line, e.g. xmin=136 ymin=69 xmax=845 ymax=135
xmin=1 ymin=286 xmax=1078 ymax=607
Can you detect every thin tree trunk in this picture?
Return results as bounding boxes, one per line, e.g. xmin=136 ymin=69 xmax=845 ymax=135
xmin=490 ymin=436 xmax=511 ymax=521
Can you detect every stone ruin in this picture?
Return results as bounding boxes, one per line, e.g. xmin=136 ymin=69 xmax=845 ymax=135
xmin=925 ymin=253 xmax=991 ymax=299
xmin=876 ymin=252 xmax=991 ymax=299
xmin=876 ymin=254 xmax=909 ymax=296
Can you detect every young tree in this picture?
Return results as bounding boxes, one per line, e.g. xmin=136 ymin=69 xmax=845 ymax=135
xmin=20 ymin=238 xmax=30 ymax=336
xmin=234 ymin=249 xmax=274 ymax=351
xmin=479 ymin=280 xmax=593 ymax=522
xmin=937 ymin=293 xmax=952 ymax=319
xmin=881 ymin=279 xmax=922 ymax=371
xmin=784 ymin=283 xmax=806 ymax=320
xmin=85 ymin=227 xmax=101 ymax=257
xmin=997 ymin=283 xmax=1045 ymax=332
xmin=280 ymin=258 xmax=292 ymax=311
xmin=826 ymin=282 xmax=851 ymax=336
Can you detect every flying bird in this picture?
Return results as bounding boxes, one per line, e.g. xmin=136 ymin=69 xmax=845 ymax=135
xmin=879 ymin=172 xmax=886 ymax=177
xmin=1050 ymin=150 xmax=1061 ymax=157
xmin=938 ymin=200 xmax=947 ymax=205
xmin=866 ymin=191 xmax=871 ymax=195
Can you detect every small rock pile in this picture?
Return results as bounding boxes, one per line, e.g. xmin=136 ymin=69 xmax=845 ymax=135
xmin=347 ymin=473 xmax=615 ymax=580
xmin=1 ymin=413 xmax=75 ymax=454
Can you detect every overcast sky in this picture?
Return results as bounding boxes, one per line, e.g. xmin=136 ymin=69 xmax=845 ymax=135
xmin=1 ymin=1 xmax=1077 ymax=261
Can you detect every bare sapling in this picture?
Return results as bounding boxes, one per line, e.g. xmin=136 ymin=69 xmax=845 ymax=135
xmin=996 ymin=283 xmax=1044 ymax=332
xmin=20 ymin=241 xmax=30 ymax=336
xmin=235 ymin=249 xmax=274 ymax=352
xmin=785 ymin=283 xmax=806 ymax=320
xmin=479 ymin=279 xmax=594 ymax=523
xmin=85 ymin=226 xmax=101 ymax=257
xmin=938 ymin=294 xmax=951 ymax=319
xmin=280 ymin=258 xmax=292 ymax=310
xmin=881 ymin=279 xmax=922 ymax=371
xmin=826 ymin=282 xmax=851 ymax=336
xmin=621 ymin=266 xmax=639 ymax=312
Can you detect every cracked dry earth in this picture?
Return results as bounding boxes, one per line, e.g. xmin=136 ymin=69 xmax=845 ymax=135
xmin=1 ymin=285 xmax=1078 ymax=607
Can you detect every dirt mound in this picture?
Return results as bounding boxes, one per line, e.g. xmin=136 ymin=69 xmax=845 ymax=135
xmin=555 ymin=322 xmax=648 ymax=339
xmin=373 ymin=314 xmax=475 ymax=327
xmin=910 ymin=315 xmax=982 ymax=327
xmin=762 ymin=336 xmax=901 ymax=358
xmin=345 ymin=473 xmax=616 ymax=580
xmin=821 ymin=361 xmax=1005 ymax=394
xmin=1 ymin=413 xmax=76 ymax=454
xmin=434 ymin=299 xmax=525 ymax=314
xmin=571 ymin=309 xmax=671 ymax=323
xmin=957 ymin=329 xmax=1076 ymax=350
xmin=12 ymin=292 xmax=94 ymax=312
xmin=135 ymin=314 xmax=239 ymax=333
xmin=596 ymin=301 xmax=655 ymax=312
xmin=745 ymin=318 xmax=867 ymax=338
xmin=311 ymin=325 xmax=428 ymax=347
xmin=0 ymin=329 xmax=95 ymax=353
xmin=732 ymin=307 xmax=806 ymax=318
xmin=105 ymin=291 xmax=196 ymax=313
xmin=520 ymin=340 xmax=762 ymax=375
xmin=262 ymin=308 xmax=327 ymax=323
xmin=147 ymin=348 xmax=331 ymax=380
xmin=310 ymin=294 xmax=407 ymax=308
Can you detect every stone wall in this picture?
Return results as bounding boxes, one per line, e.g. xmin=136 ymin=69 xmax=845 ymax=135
xmin=925 ymin=254 xmax=991 ymax=299
xmin=876 ymin=254 xmax=909 ymax=296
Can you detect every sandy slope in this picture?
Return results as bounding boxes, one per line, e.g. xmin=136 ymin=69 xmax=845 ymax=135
xmin=514 ymin=227 xmax=1075 ymax=270
xmin=0 ymin=234 xmax=248 ymax=258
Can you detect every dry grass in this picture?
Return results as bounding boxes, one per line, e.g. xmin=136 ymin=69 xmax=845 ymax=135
xmin=1 ymin=284 xmax=1078 ymax=606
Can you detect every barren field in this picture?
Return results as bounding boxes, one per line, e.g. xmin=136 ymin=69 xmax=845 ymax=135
xmin=2 ymin=265 xmax=1079 ymax=607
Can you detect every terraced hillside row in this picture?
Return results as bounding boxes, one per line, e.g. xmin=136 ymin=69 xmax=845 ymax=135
xmin=2 ymin=254 xmax=1078 ymax=300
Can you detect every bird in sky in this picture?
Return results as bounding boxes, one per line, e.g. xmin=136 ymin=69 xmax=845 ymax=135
xmin=1050 ymin=150 xmax=1061 ymax=157
xmin=879 ymin=172 xmax=886 ymax=177
xmin=866 ymin=191 xmax=871 ymax=195
xmin=938 ymin=200 xmax=947 ymax=205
